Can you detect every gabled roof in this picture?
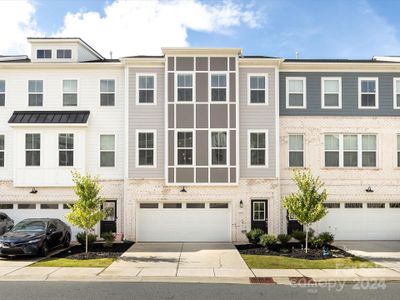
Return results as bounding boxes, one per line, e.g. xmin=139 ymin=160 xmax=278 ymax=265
xmin=8 ymin=111 xmax=90 ymax=124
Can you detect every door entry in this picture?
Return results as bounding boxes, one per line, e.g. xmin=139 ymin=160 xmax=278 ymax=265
xmin=100 ymin=200 xmax=117 ymax=234
xmin=251 ymin=199 xmax=268 ymax=233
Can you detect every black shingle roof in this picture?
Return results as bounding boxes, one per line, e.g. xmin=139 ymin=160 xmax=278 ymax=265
xmin=8 ymin=111 xmax=90 ymax=124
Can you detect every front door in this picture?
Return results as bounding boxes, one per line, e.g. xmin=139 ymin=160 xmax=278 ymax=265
xmin=100 ymin=200 xmax=117 ymax=234
xmin=251 ymin=200 xmax=268 ymax=233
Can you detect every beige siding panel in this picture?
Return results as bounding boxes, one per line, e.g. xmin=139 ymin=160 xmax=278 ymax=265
xmin=229 ymin=57 xmax=236 ymax=71
xmin=176 ymin=57 xmax=194 ymax=71
xmin=167 ymin=57 xmax=174 ymax=71
xmin=168 ymin=168 xmax=174 ymax=183
xmin=230 ymin=130 xmax=236 ymax=165
xmin=176 ymin=168 xmax=194 ymax=183
xmin=210 ymin=104 xmax=228 ymax=128
xmin=176 ymin=104 xmax=194 ymax=128
xmin=210 ymin=57 xmax=228 ymax=71
xmin=196 ymin=73 xmax=208 ymax=102
xmin=210 ymin=168 xmax=228 ymax=183
xmin=196 ymin=57 xmax=208 ymax=71
xmin=230 ymin=168 xmax=236 ymax=183
xmin=196 ymin=168 xmax=208 ymax=183
xmin=196 ymin=130 xmax=208 ymax=166
xmin=168 ymin=104 xmax=174 ymax=128
xmin=168 ymin=73 xmax=174 ymax=102
xmin=196 ymin=104 xmax=208 ymax=128
xmin=229 ymin=73 xmax=236 ymax=102
xmin=168 ymin=130 xmax=174 ymax=166
xmin=230 ymin=104 xmax=236 ymax=128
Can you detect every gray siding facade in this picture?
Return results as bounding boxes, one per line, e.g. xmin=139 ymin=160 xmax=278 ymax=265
xmin=280 ymin=72 xmax=400 ymax=116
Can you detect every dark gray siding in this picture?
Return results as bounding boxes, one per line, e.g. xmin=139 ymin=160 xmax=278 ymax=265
xmin=280 ymin=72 xmax=400 ymax=116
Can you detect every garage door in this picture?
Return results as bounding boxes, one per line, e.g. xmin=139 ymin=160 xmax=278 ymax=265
xmin=0 ymin=203 xmax=81 ymax=240
xmin=137 ymin=202 xmax=231 ymax=242
xmin=316 ymin=202 xmax=400 ymax=240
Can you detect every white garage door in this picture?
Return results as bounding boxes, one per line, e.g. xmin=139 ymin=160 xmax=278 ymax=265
xmin=316 ymin=202 xmax=400 ymax=240
xmin=137 ymin=202 xmax=231 ymax=242
xmin=0 ymin=203 xmax=81 ymax=240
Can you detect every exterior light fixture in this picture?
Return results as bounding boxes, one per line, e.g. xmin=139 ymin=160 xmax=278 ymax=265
xmin=239 ymin=200 xmax=243 ymax=208
xmin=365 ymin=186 xmax=374 ymax=193
xmin=180 ymin=186 xmax=187 ymax=193
xmin=30 ymin=187 xmax=38 ymax=194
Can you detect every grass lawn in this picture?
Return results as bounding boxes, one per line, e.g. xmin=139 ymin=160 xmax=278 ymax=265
xmin=242 ymin=255 xmax=378 ymax=269
xmin=31 ymin=257 xmax=115 ymax=268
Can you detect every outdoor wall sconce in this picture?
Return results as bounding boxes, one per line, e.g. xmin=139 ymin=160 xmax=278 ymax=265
xmin=30 ymin=187 xmax=38 ymax=194
xmin=240 ymin=200 xmax=243 ymax=208
xmin=365 ymin=186 xmax=374 ymax=193
xmin=180 ymin=186 xmax=187 ymax=193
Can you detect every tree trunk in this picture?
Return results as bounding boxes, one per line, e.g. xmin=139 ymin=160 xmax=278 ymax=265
xmin=85 ymin=229 xmax=88 ymax=255
xmin=305 ymin=224 xmax=308 ymax=254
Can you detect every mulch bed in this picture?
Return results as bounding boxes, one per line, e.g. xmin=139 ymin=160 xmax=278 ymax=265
xmin=50 ymin=241 xmax=134 ymax=260
xmin=236 ymin=243 xmax=352 ymax=260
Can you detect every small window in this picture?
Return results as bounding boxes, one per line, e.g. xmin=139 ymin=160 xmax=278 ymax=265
xmin=57 ymin=49 xmax=72 ymax=59
xmin=389 ymin=203 xmax=400 ymax=208
xmin=137 ymin=131 xmax=155 ymax=167
xmin=249 ymin=75 xmax=267 ymax=104
xmin=186 ymin=203 xmax=205 ymax=209
xmin=100 ymin=80 xmax=115 ymax=106
xmin=210 ymin=203 xmax=229 ymax=209
xmin=59 ymin=133 xmax=74 ymax=166
xmin=137 ymin=75 xmax=155 ymax=104
xmin=324 ymin=135 xmax=339 ymax=167
xmin=362 ymin=135 xmax=376 ymax=167
xmin=140 ymin=203 xmax=159 ymax=209
xmin=367 ymin=203 xmax=385 ymax=208
xmin=344 ymin=203 xmax=363 ymax=209
xmin=286 ymin=77 xmax=306 ymax=108
xmin=63 ymin=203 xmax=73 ymax=209
xmin=211 ymin=74 xmax=227 ymax=102
xmin=0 ymin=80 xmax=5 ymax=106
xmin=288 ymin=134 xmax=304 ymax=167
xmin=28 ymin=80 xmax=43 ymax=106
xmin=249 ymin=131 xmax=267 ymax=167
xmin=63 ymin=80 xmax=78 ymax=106
xmin=324 ymin=203 xmax=340 ymax=209
xmin=177 ymin=74 xmax=193 ymax=102
xmin=25 ymin=133 xmax=40 ymax=166
xmin=252 ymin=201 xmax=265 ymax=221
xmin=177 ymin=132 xmax=193 ymax=165
xmin=0 ymin=204 xmax=13 ymax=209
xmin=163 ymin=203 xmax=182 ymax=209
xmin=40 ymin=204 xmax=59 ymax=209
xmin=343 ymin=135 xmax=358 ymax=167
xmin=18 ymin=204 xmax=36 ymax=209
xmin=0 ymin=135 xmax=4 ymax=167
xmin=211 ymin=131 xmax=227 ymax=165
xmin=397 ymin=135 xmax=400 ymax=167
xmin=37 ymin=49 xmax=51 ymax=59
xmin=394 ymin=78 xmax=400 ymax=109
xmin=322 ymin=77 xmax=341 ymax=108
xmin=100 ymin=135 xmax=115 ymax=167
xmin=359 ymin=78 xmax=378 ymax=108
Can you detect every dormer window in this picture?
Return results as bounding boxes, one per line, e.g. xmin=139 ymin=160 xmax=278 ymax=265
xmin=37 ymin=49 xmax=51 ymax=59
xmin=57 ymin=49 xmax=72 ymax=59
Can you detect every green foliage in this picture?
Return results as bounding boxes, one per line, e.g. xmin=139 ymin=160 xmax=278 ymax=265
xmin=101 ymin=231 xmax=115 ymax=248
xmin=318 ymin=232 xmax=335 ymax=245
xmin=259 ymin=234 xmax=278 ymax=248
xmin=310 ymin=236 xmax=324 ymax=249
xmin=246 ymin=228 xmax=264 ymax=244
xmin=291 ymin=230 xmax=306 ymax=243
xmin=76 ymin=232 xmax=97 ymax=246
xmin=277 ymin=234 xmax=291 ymax=247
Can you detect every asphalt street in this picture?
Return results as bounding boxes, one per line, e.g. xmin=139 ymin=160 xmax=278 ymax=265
xmin=0 ymin=281 xmax=399 ymax=300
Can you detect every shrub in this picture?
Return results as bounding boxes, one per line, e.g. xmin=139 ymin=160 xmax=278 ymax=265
xmin=291 ymin=230 xmax=306 ymax=243
xmin=277 ymin=234 xmax=291 ymax=247
xmin=76 ymin=232 xmax=97 ymax=246
xmin=246 ymin=228 xmax=264 ymax=244
xmin=101 ymin=231 xmax=115 ymax=248
xmin=318 ymin=232 xmax=335 ymax=245
xmin=310 ymin=236 xmax=324 ymax=248
xmin=259 ymin=234 xmax=278 ymax=249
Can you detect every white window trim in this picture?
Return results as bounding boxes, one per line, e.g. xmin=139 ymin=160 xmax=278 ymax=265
xmin=56 ymin=49 xmax=72 ymax=59
xmin=0 ymin=79 xmax=5 ymax=107
xmin=393 ymin=78 xmax=400 ymax=109
xmin=247 ymin=73 xmax=268 ymax=105
xmin=62 ymin=79 xmax=79 ymax=107
xmin=136 ymin=73 xmax=157 ymax=105
xmin=286 ymin=77 xmax=306 ymax=109
xmin=358 ymin=77 xmax=379 ymax=109
xmin=252 ymin=201 xmax=266 ymax=221
xmin=210 ymin=130 xmax=229 ymax=166
xmin=27 ymin=79 xmax=44 ymax=107
xmin=99 ymin=134 xmax=116 ymax=168
xmin=25 ymin=133 xmax=41 ymax=167
xmin=36 ymin=49 xmax=52 ymax=59
xmin=136 ymin=129 xmax=157 ymax=168
xmin=209 ymin=72 xmax=229 ymax=103
xmin=288 ymin=133 xmax=305 ymax=168
xmin=176 ymin=130 xmax=195 ymax=166
xmin=99 ymin=79 xmax=116 ymax=107
xmin=247 ymin=129 xmax=268 ymax=168
xmin=321 ymin=77 xmax=342 ymax=109
xmin=58 ymin=133 xmax=74 ymax=167
xmin=175 ymin=72 xmax=195 ymax=102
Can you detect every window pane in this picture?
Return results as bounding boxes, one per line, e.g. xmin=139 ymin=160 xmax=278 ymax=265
xmin=325 ymin=152 xmax=339 ymax=167
xmin=325 ymin=135 xmax=339 ymax=150
xmin=396 ymin=80 xmax=400 ymax=94
xmin=250 ymin=76 xmax=265 ymax=89
xmin=100 ymin=94 xmax=115 ymax=106
xmin=26 ymin=151 xmax=40 ymax=166
xmin=362 ymin=152 xmax=376 ymax=167
xmin=324 ymin=94 xmax=339 ymax=107
xmin=289 ymin=135 xmax=303 ymax=151
xmin=398 ymin=135 xmax=400 ymax=150
xmin=139 ymin=149 xmax=154 ymax=165
xmin=250 ymin=90 xmax=265 ymax=103
xmin=177 ymin=88 xmax=192 ymax=101
xmin=0 ymin=135 xmax=4 ymax=150
xmin=100 ymin=152 xmax=115 ymax=167
xmin=0 ymin=80 xmax=4 ymax=92
xmin=289 ymin=152 xmax=303 ymax=167
xmin=397 ymin=94 xmax=400 ymax=107
xmin=343 ymin=152 xmax=358 ymax=167
xmin=212 ymin=149 xmax=227 ymax=165
xmin=288 ymin=94 xmax=303 ymax=107
xmin=177 ymin=149 xmax=192 ymax=165
xmin=324 ymin=79 xmax=339 ymax=93
xmin=177 ymin=74 xmax=192 ymax=87
xmin=344 ymin=135 xmax=357 ymax=150
xmin=0 ymin=94 xmax=4 ymax=106
xmin=361 ymin=80 xmax=376 ymax=93
xmin=29 ymin=80 xmax=43 ymax=92
xmin=211 ymin=88 xmax=226 ymax=101
xmin=250 ymin=132 xmax=265 ymax=148
xmin=211 ymin=74 xmax=226 ymax=87
xmin=361 ymin=94 xmax=375 ymax=107
xmin=100 ymin=135 xmax=115 ymax=150
xmin=100 ymin=80 xmax=115 ymax=92
xmin=362 ymin=135 xmax=376 ymax=151
xmin=187 ymin=203 xmax=205 ymax=209
xmin=63 ymin=94 xmax=77 ymax=106
xmin=288 ymin=79 xmax=303 ymax=93
xmin=251 ymin=149 xmax=265 ymax=165
xmin=63 ymin=80 xmax=77 ymax=93
xmin=212 ymin=132 xmax=227 ymax=147
xmin=59 ymin=151 xmax=73 ymax=166
xmin=0 ymin=152 xmax=4 ymax=167
xmin=139 ymin=132 xmax=153 ymax=148
xmin=29 ymin=94 xmax=43 ymax=106
xmin=139 ymin=90 xmax=154 ymax=103
xmin=177 ymin=132 xmax=192 ymax=147
xmin=26 ymin=134 xmax=40 ymax=149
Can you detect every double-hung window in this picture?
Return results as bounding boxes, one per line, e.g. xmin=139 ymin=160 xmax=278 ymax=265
xmin=394 ymin=78 xmax=400 ymax=109
xmin=286 ymin=77 xmax=306 ymax=108
xmin=59 ymin=134 xmax=74 ymax=166
xmin=397 ymin=135 xmax=400 ymax=167
xmin=249 ymin=75 xmax=267 ymax=104
xmin=0 ymin=80 xmax=5 ymax=106
xmin=57 ymin=49 xmax=72 ymax=59
xmin=37 ymin=49 xmax=51 ymax=59
xmin=0 ymin=135 xmax=4 ymax=167
xmin=324 ymin=135 xmax=340 ymax=167
xmin=28 ymin=80 xmax=43 ymax=106
xmin=211 ymin=74 xmax=227 ymax=102
xmin=100 ymin=135 xmax=115 ymax=167
xmin=248 ymin=131 xmax=267 ymax=167
xmin=177 ymin=132 xmax=193 ymax=165
xmin=63 ymin=80 xmax=78 ymax=106
xmin=343 ymin=135 xmax=358 ymax=167
xmin=359 ymin=78 xmax=378 ymax=108
xmin=100 ymin=80 xmax=115 ymax=106
xmin=176 ymin=74 xmax=193 ymax=102
xmin=322 ymin=77 xmax=341 ymax=108
xmin=362 ymin=135 xmax=376 ymax=167
xmin=211 ymin=131 xmax=227 ymax=165
xmin=288 ymin=134 xmax=304 ymax=167
xmin=25 ymin=134 xmax=40 ymax=166
xmin=137 ymin=131 xmax=155 ymax=167
xmin=137 ymin=74 xmax=155 ymax=104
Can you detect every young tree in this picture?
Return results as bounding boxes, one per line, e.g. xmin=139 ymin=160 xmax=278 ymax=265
xmin=283 ymin=170 xmax=328 ymax=253
xmin=66 ymin=171 xmax=109 ymax=254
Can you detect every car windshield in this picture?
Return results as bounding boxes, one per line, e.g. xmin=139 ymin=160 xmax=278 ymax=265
xmin=12 ymin=220 xmax=46 ymax=232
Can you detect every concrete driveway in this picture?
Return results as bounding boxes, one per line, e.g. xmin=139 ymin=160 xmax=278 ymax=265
xmin=335 ymin=241 xmax=400 ymax=270
xmin=101 ymin=243 xmax=253 ymax=278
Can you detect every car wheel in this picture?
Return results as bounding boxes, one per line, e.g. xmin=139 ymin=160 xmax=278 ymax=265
xmin=39 ymin=242 xmax=49 ymax=257
xmin=63 ymin=234 xmax=71 ymax=248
